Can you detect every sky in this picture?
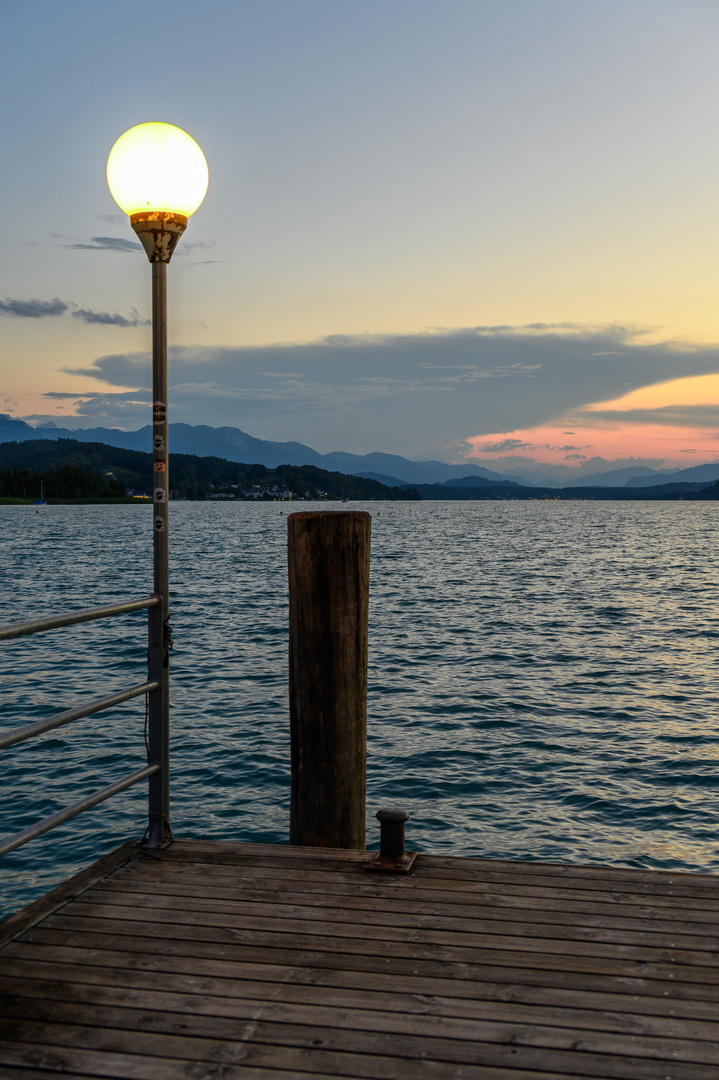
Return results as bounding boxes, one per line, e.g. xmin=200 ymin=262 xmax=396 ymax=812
xmin=2 ymin=0 xmax=719 ymax=476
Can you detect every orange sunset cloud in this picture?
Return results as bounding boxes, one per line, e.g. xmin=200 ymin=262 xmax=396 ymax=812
xmin=465 ymin=374 xmax=719 ymax=470
xmin=466 ymin=423 xmax=719 ymax=469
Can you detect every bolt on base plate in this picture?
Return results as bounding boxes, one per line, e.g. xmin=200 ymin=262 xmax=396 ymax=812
xmin=365 ymin=850 xmax=418 ymax=873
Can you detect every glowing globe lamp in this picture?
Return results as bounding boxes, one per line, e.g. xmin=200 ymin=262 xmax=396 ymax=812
xmin=107 ymin=123 xmax=208 ymax=262
xmin=107 ymin=122 xmax=208 ymax=217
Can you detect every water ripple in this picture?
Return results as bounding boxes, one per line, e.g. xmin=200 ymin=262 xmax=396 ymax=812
xmin=2 ymin=499 xmax=719 ymax=917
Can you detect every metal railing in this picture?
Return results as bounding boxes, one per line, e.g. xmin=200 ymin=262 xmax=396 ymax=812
xmin=0 ymin=593 xmax=169 ymax=858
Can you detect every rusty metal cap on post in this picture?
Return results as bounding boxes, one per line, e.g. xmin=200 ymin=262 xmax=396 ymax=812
xmin=131 ymin=211 xmax=188 ymax=263
xmin=365 ymin=807 xmax=417 ymax=873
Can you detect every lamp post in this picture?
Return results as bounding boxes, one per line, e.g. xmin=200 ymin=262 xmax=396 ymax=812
xmin=107 ymin=122 xmax=208 ymax=847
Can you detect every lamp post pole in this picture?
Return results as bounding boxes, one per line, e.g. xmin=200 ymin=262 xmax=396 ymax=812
xmin=107 ymin=123 xmax=208 ymax=849
xmin=148 ymin=256 xmax=170 ymax=848
xmin=131 ymin=211 xmax=187 ymax=848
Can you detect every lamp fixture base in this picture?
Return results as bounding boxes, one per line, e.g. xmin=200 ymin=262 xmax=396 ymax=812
xmin=131 ymin=211 xmax=187 ymax=263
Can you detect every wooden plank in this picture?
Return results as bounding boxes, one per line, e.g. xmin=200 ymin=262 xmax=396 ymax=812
xmin=91 ymin=872 xmax=719 ymax=939
xmin=160 ymin=841 xmax=719 ymax=894
xmin=118 ymin=848 xmax=719 ymax=895
xmin=123 ymin=851 xmax=719 ymax=912
xmin=11 ymin=931 xmax=719 ymax=1006
xmin=52 ymin=897 xmax=719 ymax=969
xmin=5 ymin=969 xmax=719 ymax=1046
xmin=157 ymin=840 xmax=719 ymax=889
xmin=128 ymin=842 xmax=719 ymax=896
xmin=5 ymin=952 xmax=719 ymax=1025
xmin=12 ymin=928 xmax=719 ymax=1010
xmin=0 ymin=1037 xmax=616 ymax=1080
xmin=31 ymin=912 xmax=719 ymax=989
xmin=80 ymin=880 xmax=719 ymax=947
xmin=113 ymin=852 xmax=719 ymax=899
xmin=0 ymin=841 xmax=138 ymax=948
xmin=0 ymin=1055 xmax=349 ymax=1080
xmin=32 ymin=907 xmax=719 ymax=989
xmin=413 ymin=864 xmax=719 ymax=900
xmin=1 ymin=1010 xmax=718 ymax=1080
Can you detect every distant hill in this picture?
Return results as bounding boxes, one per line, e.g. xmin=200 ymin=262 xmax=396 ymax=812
xmin=0 ymin=439 xmax=420 ymax=502
xmin=416 ymin=480 xmax=712 ymax=501
xmin=351 ymin=471 xmax=415 ymax=487
xmin=6 ymin=437 xmax=711 ymax=502
xmin=441 ymin=474 xmax=522 ymax=489
xmin=5 ymin=415 xmax=719 ymax=493
xmin=683 ymin=480 xmax=719 ymax=500
xmin=624 ymin=462 xmax=719 ymax=487
xmin=562 ymin=465 xmax=671 ymax=488
xmin=317 ymin=450 xmax=525 ymax=486
xmin=0 ymin=414 xmax=512 ymax=488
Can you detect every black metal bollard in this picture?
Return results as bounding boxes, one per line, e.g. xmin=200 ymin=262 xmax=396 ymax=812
xmin=365 ymin=808 xmax=417 ymax=873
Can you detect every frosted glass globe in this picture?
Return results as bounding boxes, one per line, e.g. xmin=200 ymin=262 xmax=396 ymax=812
xmin=107 ymin=123 xmax=208 ymax=217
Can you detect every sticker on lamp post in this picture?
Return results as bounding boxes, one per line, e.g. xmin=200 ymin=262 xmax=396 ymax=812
xmin=154 ymin=516 xmax=165 ymax=532
xmin=153 ymin=434 xmax=165 ymax=451
xmin=153 ymin=402 xmax=167 ymax=425
xmin=154 ymin=488 xmax=166 ymax=503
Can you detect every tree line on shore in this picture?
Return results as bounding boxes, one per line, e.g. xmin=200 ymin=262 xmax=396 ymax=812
xmin=0 ymin=463 xmax=128 ymax=501
xmin=0 ymin=439 xmax=421 ymax=502
xmin=3 ymin=436 xmax=718 ymax=504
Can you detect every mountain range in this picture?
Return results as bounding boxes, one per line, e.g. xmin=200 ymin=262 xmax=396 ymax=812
xmin=0 ymin=414 xmax=529 ymax=488
xmin=2 ymin=413 xmax=719 ymax=490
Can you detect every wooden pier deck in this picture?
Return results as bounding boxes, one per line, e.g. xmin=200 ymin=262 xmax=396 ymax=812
xmin=1 ymin=839 xmax=719 ymax=1078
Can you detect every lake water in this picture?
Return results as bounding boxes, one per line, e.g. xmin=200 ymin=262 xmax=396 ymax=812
xmin=2 ymin=499 xmax=719 ymax=919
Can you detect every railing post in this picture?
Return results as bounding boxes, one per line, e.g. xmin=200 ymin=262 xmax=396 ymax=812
xmin=145 ymin=260 xmax=171 ymax=848
xmin=288 ymin=510 xmax=370 ymax=849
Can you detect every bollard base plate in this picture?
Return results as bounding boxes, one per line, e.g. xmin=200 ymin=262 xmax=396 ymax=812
xmin=364 ymin=850 xmax=417 ymax=874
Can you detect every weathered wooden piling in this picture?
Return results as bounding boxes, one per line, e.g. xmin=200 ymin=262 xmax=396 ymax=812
xmin=288 ymin=510 xmax=370 ymax=849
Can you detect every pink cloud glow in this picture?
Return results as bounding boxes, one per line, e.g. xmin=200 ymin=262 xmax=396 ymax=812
xmin=465 ymin=422 xmax=719 ymax=469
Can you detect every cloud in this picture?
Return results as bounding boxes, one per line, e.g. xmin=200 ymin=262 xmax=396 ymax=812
xmin=480 ymin=438 xmax=534 ymax=452
xmin=178 ymin=259 xmax=224 ymax=267
xmin=260 ymin=371 xmax=306 ymax=379
xmin=43 ymin=392 xmax=97 ymax=399
xmin=0 ymin=296 xmax=149 ymax=327
xmin=30 ymin=389 xmax=153 ymax=429
xmin=71 ymin=307 xmax=150 ymax=327
xmin=584 ymin=404 xmax=719 ymax=426
xmin=417 ymin=360 xmax=542 ymax=381
xmin=176 ymin=240 xmax=217 ymax=253
xmin=63 ymin=236 xmax=143 ymax=254
xmin=0 ymin=297 xmax=67 ymax=318
xmin=58 ymin=231 xmax=215 ymax=257
xmin=53 ymin=323 xmax=719 ymax=457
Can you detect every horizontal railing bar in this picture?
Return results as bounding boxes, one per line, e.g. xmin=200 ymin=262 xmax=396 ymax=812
xmin=0 ymin=764 xmax=159 ymax=859
xmin=0 ymin=595 xmax=160 ymax=643
xmin=0 ymin=681 xmax=160 ymax=752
